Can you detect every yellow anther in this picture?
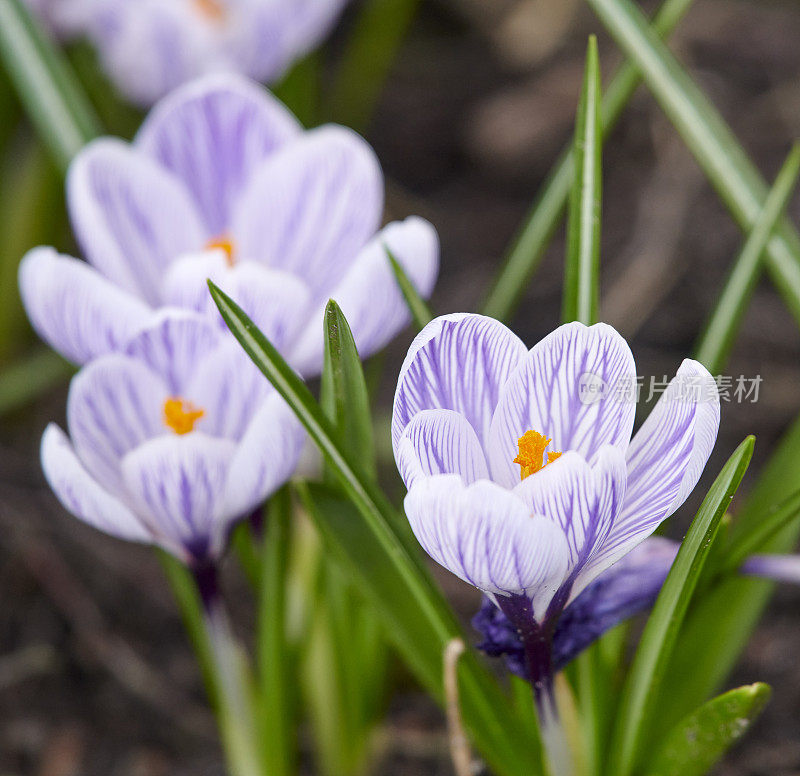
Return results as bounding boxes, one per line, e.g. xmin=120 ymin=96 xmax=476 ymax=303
xmin=206 ymin=234 xmax=235 ymax=266
xmin=164 ymin=397 xmax=205 ymax=435
xmin=513 ymin=430 xmax=561 ymax=480
xmin=192 ymin=0 xmax=226 ymax=23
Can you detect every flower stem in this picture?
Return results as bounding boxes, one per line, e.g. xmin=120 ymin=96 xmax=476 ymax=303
xmin=196 ymin=566 xmax=264 ymax=776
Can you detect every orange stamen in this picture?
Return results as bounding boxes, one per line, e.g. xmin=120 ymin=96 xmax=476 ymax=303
xmin=192 ymin=0 xmax=225 ymax=23
xmin=163 ymin=397 xmax=205 ymax=435
xmin=206 ymin=234 xmax=235 ymax=266
xmin=513 ymin=430 xmax=562 ymax=480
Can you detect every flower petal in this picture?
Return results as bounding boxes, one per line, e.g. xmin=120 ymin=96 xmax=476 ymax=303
xmin=742 ymin=554 xmax=800 ymax=585
xmin=392 ymin=314 xmax=527 ymax=456
xmin=221 ymin=392 xmax=305 ymax=529
xmin=41 ymin=424 xmax=153 ymax=547
xmin=488 ymin=322 xmax=637 ymax=489
xmin=186 ymin=340 xmax=272 ymax=441
xmin=396 ymin=409 xmax=490 ymax=489
xmin=231 ymin=125 xmax=383 ymax=297
xmin=67 ymin=138 xmax=205 ymax=303
xmin=404 ymin=475 xmax=570 ymax=617
xmin=19 ymin=247 xmax=151 ymax=365
xmin=513 ymin=446 xmax=626 ymax=598
xmin=121 ymin=433 xmax=237 ymax=561
xmin=67 ymin=354 xmax=168 ymax=493
xmin=122 ymin=310 xmax=220 ymax=393
xmin=136 ymin=73 xmax=301 ymax=233
xmin=590 ymin=359 xmax=719 ymax=575
xmin=288 ymin=217 xmax=439 ymax=375
xmin=162 ymin=253 xmax=312 ymax=355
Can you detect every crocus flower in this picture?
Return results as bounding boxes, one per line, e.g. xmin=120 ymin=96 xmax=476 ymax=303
xmin=82 ymin=0 xmax=349 ymax=106
xmin=40 ymin=310 xmax=305 ymax=567
xmin=392 ymin=314 xmax=720 ymax=701
xmin=20 ymin=73 xmax=438 ymax=376
xmin=24 ymin=0 xmax=87 ymax=38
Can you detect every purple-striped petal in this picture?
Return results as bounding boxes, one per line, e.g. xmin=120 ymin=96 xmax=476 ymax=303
xmin=41 ymin=424 xmax=153 ymax=548
xmin=122 ymin=310 xmax=220 ymax=393
xmin=487 ymin=322 xmax=637 ymax=489
xmin=231 ymin=125 xmax=383 ymax=297
xmin=121 ymin=433 xmax=237 ymax=561
xmin=513 ymin=446 xmax=626 ymax=598
xmin=135 ymin=73 xmax=301 ymax=232
xmin=395 ymin=409 xmax=490 ymax=489
xmin=587 ymin=359 xmax=719 ymax=577
xmin=67 ymin=138 xmax=205 ymax=303
xmin=67 ymin=354 xmax=168 ymax=493
xmin=404 ymin=475 xmax=570 ymax=617
xmin=186 ymin=340 xmax=272 ymax=441
xmin=392 ymin=314 xmax=527 ymax=457
xmin=289 ymin=217 xmax=439 ymax=375
xmin=221 ymin=392 xmax=305 ymax=529
xmin=162 ymin=253 xmax=312 ymax=355
xmin=19 ymin=247 xmax=151 ymax=365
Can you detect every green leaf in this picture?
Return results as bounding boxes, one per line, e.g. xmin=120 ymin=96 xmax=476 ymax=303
xmin=564 ymin=36 xmax=602 ymax=326
xmin=694 ymin=143 xmax=800 ymax=374
xmin=606 ymin=436 xmax=755 ymax=776
xmin=208 ymin=281 xmax=545 ymax=776
xmin=658 ymin=415 xmax=800 ymax=732
xmin=480 ymin=0 xmax=696 ymax=321
xmin=298 ymin=482 xmax=545 ymax=776
xmin=321 ymin=299 xmax=376 ymax=480
xmin=586 ymin=0 xmax=800 ymax=328
xmin=327 ymin=0 xmax=420 ymax=131
xmin=257 ymin=487 xmax=296 ymax=776
xmin=387 ymin=247 xmax=434 ymax=331
xmin=0 ymin=0 xmax=101 ymax=172
xmin=646 ymin=683 xmax=771 ymax=776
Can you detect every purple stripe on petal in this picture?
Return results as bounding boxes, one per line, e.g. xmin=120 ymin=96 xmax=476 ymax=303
xmin=488 ymin=322 xmax=637 ymax=489
xmin=121 ymin=433 xmax=236 ymax=561
xmin=41 ymin=424 xmax=154 ymax=548
xmin=404 ymin=475 xmax=569 ymax=617
xmin=135 ymin=73 xmax=301 ymax=231
xmin=231 ymin=125 xmax=383 ymax=299
xmin=123 ymin=310 xmax=220 ymax=393
xmin=67 ymin=354 xmax=168 ymax=493
xmin=67 ymin=138 xmax=205 ymax=303
xmin=19 ymin=248 xmax=151 ymax=365
xmin=396 ymin=409 xmax=490 ymax=489
xmin=392 ymin=314 xmax=527 ymax=457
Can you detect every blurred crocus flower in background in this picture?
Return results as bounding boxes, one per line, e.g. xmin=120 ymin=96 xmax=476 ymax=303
xmin=27 ymin=0 xmax=349 ymax=105
xmin=20 ymin=74 xmax=438 ymax=376
xmin=392 ymin=314 xmax=720 ymax=701
xmin=24 ymin=0 xmax=87 ymax=38
xmin=40 ymin=310 xmax=304 ymax=568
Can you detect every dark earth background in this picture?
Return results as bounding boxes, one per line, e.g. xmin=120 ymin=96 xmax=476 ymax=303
xmin=2 ymin=0 xmax=800 ymax=773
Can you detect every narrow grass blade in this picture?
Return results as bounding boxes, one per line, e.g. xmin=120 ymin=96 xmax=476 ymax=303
xmin=0 ymin=0 xmax=101 ymax=172
xmin=257 ymin=487 xmax=296 ymax=776
xmin=647 ymin=683 xmax=771 ymax=776
xmin=321 ymin=299 xmax=376 ymax=480
xmin=481 ymin=0 xmax=696 ymax=321
xmin=327 ymin=0 xmax=420 ymax=130
xmin=387 ymin=246 xmax=433 ymax=330
xmin=694 ymin=143 xmax=800 ymax=374
xmin=586 ymin=0 xmax=800 ymax=327
xmin=657 ymin=413 xmax=800 ymax=745
xmin=209 ymin=281 xmax=544 ymax=776
xmin=721 ymin=486 xmax=800 ymax=575
xmin=563 ymin=36 xmax=602 ymax=325
xmin=607 ymin=436 xmax=754 ymax=776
